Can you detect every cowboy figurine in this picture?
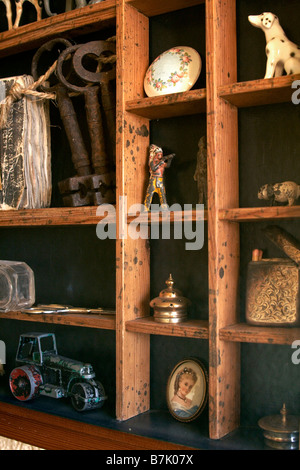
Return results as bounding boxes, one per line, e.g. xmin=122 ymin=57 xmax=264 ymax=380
xmin=144 ymin=144 xmax=175 ymax=211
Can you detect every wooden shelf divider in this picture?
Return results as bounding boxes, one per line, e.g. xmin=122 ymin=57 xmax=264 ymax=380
xmin=125 ymin=0 xmax=205 ymax=17
xmin=126 ymin=89 xmax=206 ymax=119
xmin=219 ymin=206 xmax=300 ymax=222
xmin=0 ymin=310 xmax=116 ymax=330
xmin=126 ymin=317 xmax=208 ymax=338
xmin=0 ymin=206 xmax=116 ymax=227
xmin=218 ymin=74 xmax=300 ymax=108
xmin=0 ymin=0 xmax=117 ymax=58
xmin=220 ymin=323 xmax=300 ymax=345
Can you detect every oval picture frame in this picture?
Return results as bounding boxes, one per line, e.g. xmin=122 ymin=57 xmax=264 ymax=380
xmin=166 ymin=358 xmax=208 ymax=423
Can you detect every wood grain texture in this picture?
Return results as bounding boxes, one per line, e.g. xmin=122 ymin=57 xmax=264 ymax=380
xmin=126 ymin=0 xmax=205 ymax=17
xmin=126 ymin=208 xmax=207 ymax=224
xmin=0 ymin=402 xmax=194 ymax=450
xmin=0 ymin=0 xmax=117 ymax=58
xmin=0 ymin=311 xmax=115 ymax=330
xmin=220 ymin=323 xmax=300 ymax=345
xmin=115 ymin=0 xmax=151 ymax=421
xmin=126 ymin=89 xmax=207 ymax=119
xmin=219 ymin=206 xmax=300 ymax=222
xmin=126 ymin=317 xmax=209 ymax=338
xmin=218 ymin=73 xmax=300 ymax=108
xmin=0 ymin=206 xmax=114 ymax=226
xmin=206 ymin=0 xmax=240 ymax=439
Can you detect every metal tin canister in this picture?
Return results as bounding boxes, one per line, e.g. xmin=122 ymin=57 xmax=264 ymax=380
xmin=258 ymin=404 xmax=299 ymax=450
xmin=246 ymin=226 xmax=300 ymax=327
xmin=150 ymin=274 xmax=191 ymax=323
xmin=245 ymin=258 xmax=300 ymax=327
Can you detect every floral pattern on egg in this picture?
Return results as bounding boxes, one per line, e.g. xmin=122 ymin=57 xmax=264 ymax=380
xmin=144 ymin=47 xmax=201 ymax=97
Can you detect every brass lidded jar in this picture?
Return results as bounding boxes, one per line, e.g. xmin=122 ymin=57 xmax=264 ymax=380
xmin=258 ymin=404 xmax=299 ymax=450
xmin=150 ymin=274 xmax=191 ymax=323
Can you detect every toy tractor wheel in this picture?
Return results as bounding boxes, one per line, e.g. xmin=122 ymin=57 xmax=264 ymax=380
xmin=9 ymin=365 xmax=42 ymax=401
xmin=71 ymin=380 xmax=106 ymax=412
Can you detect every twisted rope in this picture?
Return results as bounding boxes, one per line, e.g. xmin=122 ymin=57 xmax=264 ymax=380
xmin=0 ymin=60 xmax=57 ymax=129
xmin=0 ymin=36 xmax=117 ymax=129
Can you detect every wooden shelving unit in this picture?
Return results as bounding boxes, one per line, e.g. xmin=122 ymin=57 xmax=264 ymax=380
xmin=126 ymin=89 xmax=207 ymax=119
xmin=0 ymin=310 xmax=116 ymax=330
xmin=0 ymin=0 xmax=116 ymax=57
xmin=218 ymin=74 xmax=300 ymax=108
xmin=219 ymin=206 xmax=300 ymax=222
xmin=126 ymin=317 xmax=209 ymax=339
xmin=0 ymin=206 xmax=114 ymax=226
xmin=220 ymin=323 xmax=300 ymax=346
xmin=0 ymin=0 xmax=299 ymax=450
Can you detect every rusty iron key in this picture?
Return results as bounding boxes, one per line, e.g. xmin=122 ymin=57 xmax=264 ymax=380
xmin=31 ymin=38 xmax=93 ymax=179
xmin=56 ymin=41 xmax=116 ymax=176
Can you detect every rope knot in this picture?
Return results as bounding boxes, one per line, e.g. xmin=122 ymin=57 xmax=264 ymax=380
xmin=8 ymin=82 xmax=24 ymax=101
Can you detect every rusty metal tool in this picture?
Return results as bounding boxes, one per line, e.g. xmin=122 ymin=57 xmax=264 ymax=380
xmin=56 ymin=41 xmax=115 ymax=175
xmin=72 ymin=39 xmax=116 ymax=165
xmin=56 ymin=40 xmax=116 ymax=206
xmin=31 ymin=38 xmax=93 ymax=190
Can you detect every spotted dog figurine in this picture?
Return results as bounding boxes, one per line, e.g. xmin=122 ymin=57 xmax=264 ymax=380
xmin=144 ymin=144 xmax=175 ymax=211
xmin=258 ymin=181 xmax=300 ymax=206
xmin=248 ymin=12 xmax=300 ymax=78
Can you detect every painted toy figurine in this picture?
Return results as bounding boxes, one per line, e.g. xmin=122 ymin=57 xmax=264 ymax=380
xmin=144 ymin=144 xmax=175 ymax=211
xmin=248 ymin=12 xmax=300 ymax=78
xmin=258 ymin=181 xmax=300 ymax=206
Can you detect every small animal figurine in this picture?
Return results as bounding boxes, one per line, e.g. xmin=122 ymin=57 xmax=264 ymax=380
xmin=193 ymin=135 xmax=207 ymax=207
xmin=14 ymin=0 xmax=42 ymax=28
xmin=248 ymin=12 xmax=300 ymax=78
xmin=144 ymin=144 xmax=175 ymax=211
xmin=258 ymin=181 xmax=300 ymax=206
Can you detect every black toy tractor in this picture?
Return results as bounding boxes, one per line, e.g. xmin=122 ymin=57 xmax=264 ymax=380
xmin=9 ymin=332 xmax=106 ymax=412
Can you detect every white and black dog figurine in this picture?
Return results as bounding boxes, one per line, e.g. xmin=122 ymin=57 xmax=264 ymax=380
xmin=248 ymin=12 xmax=300 ymax=78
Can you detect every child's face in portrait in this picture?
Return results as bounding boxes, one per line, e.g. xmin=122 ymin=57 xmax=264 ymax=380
xmin=178 ymin=373 xmax=195 ymax=397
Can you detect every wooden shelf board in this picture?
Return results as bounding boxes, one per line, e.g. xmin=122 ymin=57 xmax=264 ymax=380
xmin=0 ymin=0 xmax=116 ymax=58
xmin=218 ymin=74 xmax=300 ymax=108
xmin=126 ymin=317 xmax=209 ymax=339
xmin=127 ymin=208 xmax=207 ymax=224
xmin=220 ymin=323 xmax=300 ymax=345
xmin=0 ymin=310 xmax=116 ymax=330
xmin=0 ymin=207 xmax=207 ymax=228
xmin=125 ymin=0 xmax=205 ymax=17
xmin=126 ymin=89 xmax=206 ymax=119
xmin=0 ymin=206 xmax=116 ymax=227
xmin=219 ymin=206 xmax=300 ymax=222
xmin=0 ymin=402 xmax=192 ymax=450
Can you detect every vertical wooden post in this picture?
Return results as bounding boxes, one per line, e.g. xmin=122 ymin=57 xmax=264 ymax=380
xmin=206 ymin=0 xmax=241 ymax=438
xmin=115 ymin=0 xmax=151 ymax=420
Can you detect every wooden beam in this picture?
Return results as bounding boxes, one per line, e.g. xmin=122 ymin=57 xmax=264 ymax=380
xmin=0 ymin=0 xmax=116 ymax=57
xmin=126 ymin=89 xmax=207 ymax=119
xmin=220 ymin=323 xmax=300 ymax=346
xmin=126 ymin=0 xmax=205 ymax=17
xmin=206 ymin=0 xmax=240 ymax=439
xmin=0 ymin=403 xmax=193 ymax=450
xmin=115 ymin=0 xmax=151 ymax=421
xmin=218 ymin=74 xmax=300 ymax=108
